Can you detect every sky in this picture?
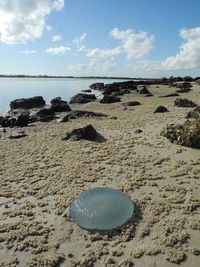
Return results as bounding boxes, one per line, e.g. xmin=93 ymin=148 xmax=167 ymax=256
xmin=0 ymin=0 xmax=200 ymax=78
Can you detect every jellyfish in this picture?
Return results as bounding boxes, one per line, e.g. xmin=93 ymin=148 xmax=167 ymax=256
xmin=69 ymin=187 xmax=134 ymax=230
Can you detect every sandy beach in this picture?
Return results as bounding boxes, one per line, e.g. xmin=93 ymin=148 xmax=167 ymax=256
xmin=0 ymin=83 xmax=200 ymax=267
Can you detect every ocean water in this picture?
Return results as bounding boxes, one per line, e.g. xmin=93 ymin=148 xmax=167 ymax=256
xmin=0 ymin=78 xmax=127 ymax=115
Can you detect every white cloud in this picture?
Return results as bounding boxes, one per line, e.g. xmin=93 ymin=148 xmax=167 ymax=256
xmin=72 ymin=33 xmax=88 ymax=52
xmin=67 ymin=60 xmax=117 ymax=76
xmin=161 ymin=27 xmax=200 ymax=70
xmin=129 ymin=60 xmax=161 ymax=71
xmin=110 ymin=28 xmax=155 ymax=59
xmin=46 ymin=45 xmax=71 ymax=54
xmin=52 ymin=35 xmax=62 ymax=42
xmin=78 ymin=45 xmax=87 ymax=52
xmin=0 ymin=0 xmax=65 ymax=44
xmin=86 ymin=47 xmax=121 ymax=58
xmin=68 ymin=63 xmax=87 ymax=72
xmin=21 ymin=50 xmax=38 ymax=54
xmin=73 ymin=33 xmax=87 ymax=46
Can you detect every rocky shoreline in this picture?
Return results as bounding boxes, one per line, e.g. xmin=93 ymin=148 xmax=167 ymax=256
xmin=0 ymin=80 xmax=200 ymax=266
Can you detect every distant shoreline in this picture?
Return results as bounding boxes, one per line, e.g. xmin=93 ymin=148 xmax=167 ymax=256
xmin=0 ymin=75 xmax=156 ymax=80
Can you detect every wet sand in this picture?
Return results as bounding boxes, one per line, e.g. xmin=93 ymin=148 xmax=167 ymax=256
xmin=0 ymin=84 xmax=200 ymax=266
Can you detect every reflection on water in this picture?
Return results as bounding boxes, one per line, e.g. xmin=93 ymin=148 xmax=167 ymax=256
xmin=0 ymin=78 xmax=127 ymax=115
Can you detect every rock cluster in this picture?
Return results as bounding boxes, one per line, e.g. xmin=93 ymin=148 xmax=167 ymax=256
xmin=175 ymin=82 xmax=192 ymax=93
xmin=58 ymin=110 xmax=107 ymax=122
xmin=0 ymin=96 xmax=96 ymax=128
xmin=161 ymin=119 xmax=200 ymax=148
xmin=174 ymin=98 xmax=197 ymax=108
xmin=186 ymin=107 xmax=200 ymax=119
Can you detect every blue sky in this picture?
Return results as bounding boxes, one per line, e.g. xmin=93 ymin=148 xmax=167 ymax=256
xmin=0 ymin=0 xmax=200 ymax=77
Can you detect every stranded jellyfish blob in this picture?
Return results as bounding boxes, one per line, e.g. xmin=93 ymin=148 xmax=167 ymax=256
xmin=69 ymin=187 xmax=134 ymax=230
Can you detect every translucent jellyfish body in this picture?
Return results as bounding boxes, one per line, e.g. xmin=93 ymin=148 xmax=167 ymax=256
xmin=69 ymin=187 xmax=134 ymax=230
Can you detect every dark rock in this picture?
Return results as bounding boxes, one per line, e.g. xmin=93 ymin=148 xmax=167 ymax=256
xmin=93 ymin=81 xmax=138 ymax=96
xmin=0 ymin=116 xmax=5 ymax=126
xmin=100 ymin=95 xmax=121 ymax=104
xmin=121 ymin=89 xmax=131 ymax=94
xmin=81 ymin=89 xmax=92 ymax=93
xmin=186 ymin=107 xmax=200 ymax=119
xmin=123 ymin=101 xmax=141 ymax=107
xmin=174 ymin=98 xmax=197 ymax=108
xmin=10 ymin=96 xmax=45 ymax=110
xmin=134 ymin=129 xmax=143 ymax=133
xmin=183 ymin=76 xmax=193 ymax=82
xmin=90 ymin=83 xmax=104 ymax=90
xmin=111 ymin=91 xmax=124 ymax=97
xmin=180 ymin=82 xmax=192 ymax=88
xmin=176 ymin=88 xmax=192 ymax=93
xmin=0 ymin=111 xmax=29 ymax=127
xmin=62 ymin=124 xmax=98 ymax=141
xmin=139 ymin=86 xmax=151 ymax=94
xmin=29 ymin=108 xmax=55 ymax=122
xmin=144 ymin=93 xmax=153 ymax=97
xmin=102 ymin=85 xmax=120 ymax=95
xmin=69 ymin=93 xmax=96 ymax=104
xmin=58 ymin=110 xmax=107 ymax=122
xmin=13 ymin=114 xmax=30 ymax=127
xmin=159 ymin=93 xmax=180 ymax=98
xmin=50 ymin=97 xmax=71 ymax=112
xmin=154 ymin=106 xmax=169 ymax=113
xmin=161 ymin=119 xmax=200 ymax=148
xmin=9 ymin=131 xmax=27 ymax=139
xmin=50 ymin=97 xmax=62 ymax=104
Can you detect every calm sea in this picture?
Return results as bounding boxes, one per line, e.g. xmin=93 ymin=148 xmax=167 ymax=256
xmin=0 ymin=78 xmax=128 ymax=115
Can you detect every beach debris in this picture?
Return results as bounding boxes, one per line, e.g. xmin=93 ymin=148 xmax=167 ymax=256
xmin=10 ymin=96 xmax=45 ymax=109
xmin=161 ymin=119 xmax=200 ymax=148
xmin=100 ymin=95 xmax=121 ymax=104
xmin=186 ymin=107 xmax=200 ymax=119
xmin=123 ymin=101 xmax=141 ymax=107
xmin=62 ymin=124 xmax=98 ymax=141
xmin=58 ymin=110 xmax=107 ymax=122
xmin=154 ymin=106 xmax=169 ymax=113
xmin=69 ymin=187 xmax=134 ymax=230
xmin=9 ymin=131 xmax=27 ymax=139
xmin=50 ymin=97 xmax=71 ymax=112
xmin=69 ymin=93 xmax=96 ymax=104
xmin=174 ymin=98 xmax=197 ymax=107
